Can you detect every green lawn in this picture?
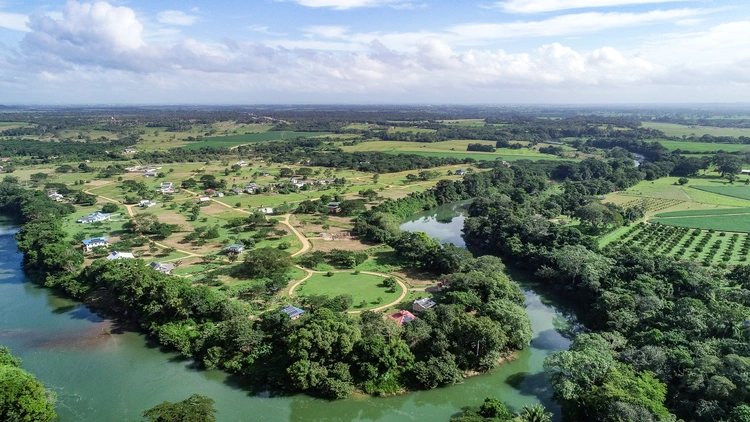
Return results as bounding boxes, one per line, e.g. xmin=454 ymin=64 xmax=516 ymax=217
xmin=293 ymin=272 xmax=400 ymax=311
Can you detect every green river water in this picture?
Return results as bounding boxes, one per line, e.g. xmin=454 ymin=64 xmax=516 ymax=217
xmin=0 ymin=204 xmax=573 ymax=421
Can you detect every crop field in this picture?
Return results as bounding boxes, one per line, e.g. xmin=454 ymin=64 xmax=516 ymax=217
xmin=183 ymin=131 xmax=330 ymax=149
xmin=654 ymin=207 xmax=750 ymax=217
xmin=604 ymin=177 xmax=750 ymax=210
xmin=603 ymin=222 xmax=750 ymax=266
xmin=690 ymin=185 xmax=750 ymax=201
xmin=651 ymin=140 xmax=750 ymax=153
xmin=642 ymin=122 xmax=750 ymax=138
xmin=292 ymin=272 xmax=400 ymax=311
xmin=341 ymin=140 xmax=576 ymax=161
xmin=387 ymin=127 xmax=437 ymax=134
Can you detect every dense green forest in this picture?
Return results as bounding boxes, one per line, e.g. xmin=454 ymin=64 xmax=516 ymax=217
xmin=0 ymin=346 xmax=56 ymax=422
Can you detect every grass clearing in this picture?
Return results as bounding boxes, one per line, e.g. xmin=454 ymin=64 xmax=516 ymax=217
xmin=293 ymin=272 xmax=400 ymax=311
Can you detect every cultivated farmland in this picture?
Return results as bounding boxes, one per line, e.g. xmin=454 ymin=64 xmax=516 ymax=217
xmin=604 ymin=222 xmax=750 ymax=266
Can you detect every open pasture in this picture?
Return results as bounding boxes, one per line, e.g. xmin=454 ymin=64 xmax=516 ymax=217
xmin=652 ymin=140 xmax=750 ymax=153
xmin=342 ymin=140 xmax=575 ymax=161
xmin=642 ymin=122 xmax=750 ymax=138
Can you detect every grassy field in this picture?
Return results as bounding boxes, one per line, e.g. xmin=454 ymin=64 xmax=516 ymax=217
xmin=690 ymin=185 xmax=750 ymax=201
xmin=652 ymin=140 xmax=750 ymax=153
xmin=342 ymin=140 xmax=576 ymax=161
xmin=642 ymin=122 xmax=750 ymax=138
xmin=183 ymin=131 xmax=330 ymax=149
xmin=293 ymin=272 xmax=400 ymax=311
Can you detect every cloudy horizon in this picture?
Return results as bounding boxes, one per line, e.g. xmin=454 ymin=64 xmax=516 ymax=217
xmin=0 ymin=0 xmax=749 ymax=104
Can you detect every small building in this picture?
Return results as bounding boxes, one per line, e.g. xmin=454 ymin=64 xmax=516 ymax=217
xmin=77 ymin=212 xmax=111 ymax=224
xmin=236 ymin=161 xmax=248 ymax=167
xmin=260 ymin=171 xmax=270 ymax=176
xmin=123 ymin=148 xmax=136 ymax=154
xmin=82 ymin=237 xmax=109 ymax=252
xmin=106 ymin=251 xmax=135 ymax=261
xmin=388 ymin=310 xmax=417 ymax=326
xmin=226 ymin=244 xmax=245 ymax=255
xmin=232 ymin=188 xmax=243 ymax=195
xmin=244 ymin=183 xmax=258 ymax=193
xmin=159 ymin=182 xmax=174 ymax=194
xmin=48 ymin=193 xmax=64 ymax=202
xmin=455 ymin=169 xmax=467 ymax=176
xmin=741 ymin=170 xmax=750 ymax=175
xmin=144 ymin=171 xmax=157 ymax=177
xmin=215 ymin=192 xmax=224 ymax=197
xmin=198 ymin=197 xmax=211 ymax=203
xmin=149 ymin=262 xmax=175 ymax=275
xmin=289 ymin=177 xmax=298 ymax=184
xmin=328 ymin=202 xmax=341 ymax=214
xmin=281 ymin=306 xmax=306 ymax=320
xmin=1 ymin=158 xmax=9 ymax=162
xmin=413 ymin=297 xmax=436 ymax=313
xmin=139 ymin=200 xmax=156 ymax=208
xmin=204 ymin=188 xmax=216 ymax=195
xmin=258 ymin=207 xmax=274 ymax=214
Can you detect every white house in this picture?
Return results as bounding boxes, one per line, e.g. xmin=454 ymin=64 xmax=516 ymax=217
xmin=106 ymin=251 xmax=135 ymax=261
xmin=77 ymin=212 xmax=111 ymax=224
xmin=198 ymin=197 xmax=211 ymax=203
xmin=236 ymin=161 xmax=248 ymax=167
xmin=149 ymin=262 xmax=175 ymax=275
xmin=123 ymin=148 xmax=136 ymax=154
xmin=258 ymin=207 xmax=274 ymax=214
xmin=48 ymin=193 xmax=64 ymax=202
xmin=159 ymin=182 xmax=174 ymax=194
xmin=82 ymin=237 xmax=109 ymax=252
xmin=139 ymin=200 xmax=157 ymax=208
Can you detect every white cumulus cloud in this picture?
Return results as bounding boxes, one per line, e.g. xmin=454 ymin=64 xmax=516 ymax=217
xmin=0 ymin=12 xmax=29 ymax=32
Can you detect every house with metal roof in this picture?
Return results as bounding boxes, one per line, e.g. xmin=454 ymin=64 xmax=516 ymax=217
xmin=388 ymin=310 xmax=417 ymax=326
xmin=82 ymin=237 xmax=109 ymax=252
xmin=281 ymin=306 xmax=306 ymax=320
xmin=149 ymin=262 xmax=175 ymax=275
xmin=106 ymin=251 xmax=135 ymax=261
xmin=77 ymin=212 xmax=111 ymax=224
xmin=413 ymin=297 xmax=437 ymax=313
xmin=225 ymin=244 xmax=246 ymax=254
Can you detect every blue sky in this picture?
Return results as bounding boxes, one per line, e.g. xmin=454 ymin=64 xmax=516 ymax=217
xmin=0 ymin=0 xmax=749 ymax=104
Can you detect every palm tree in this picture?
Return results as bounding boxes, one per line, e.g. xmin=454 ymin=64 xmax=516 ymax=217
xmin=518 ymin=404 xmax=552 ymax=422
